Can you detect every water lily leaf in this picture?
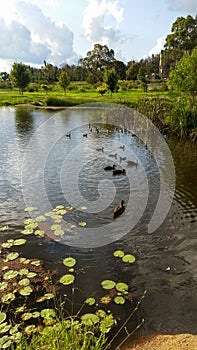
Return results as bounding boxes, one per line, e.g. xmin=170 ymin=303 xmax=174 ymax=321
xmin=18 ymin=278 xmax=30 ymax=286
xmin=25 ymin=222 xmax=38 ymax=230
xmin=66 ymin=206 xmax=73 ymax=211
xmin=4 ymin=270 xmax=18 ymax=280
xmin=54 ymin=205 xmax=64 ymax=210
xmin=1 ymin=293 xmax=15 ymax=303
xmin=96 ymin=309 xmax=106 ymax=318
xmin=80 ymin=206 xmax=87 ymax=211
xmin=81 ymin=313 xmax=99 ymax=326
xmin=9 ymin=325 xmax=19 ymax=334
xmin=32 ymin=311 xmax=40 ymax=318
xmin=35 ymin=215 xmax=46 ymax=222
xmin=21 ymin=313 xmax=32 ymax=321
xmin=43 ymin=317 xmax=56 ymax=326
xmin=0 ymin=335 xmax=11 ymax=349
xmin=63 ymin=257 xmax=76 ymax=268
xmin=85 ymin=297 xmax=96 ymax=306
xmin=122 ymin=254 xmax=136 ymax=263
xmin=19 ymin=268 xmax=29 ymax=276
xmin=6 ymin=252 xmax=19 ymax=261
xmin=0 ymin=323 xmax=11 ymax=334
xmin=100 ymin=295 xmax=112 ymax=304
xmin=45 ymin=211 xmax=54 ymax=217
xmin=24 ymin=207 xmax=36 ymax=212
xmin=34 ymin=230 xmax=45 ymax=237
xmin=19 ymin=286 xmax=33 ymax=296
xmin=44 ymin=293 xmax=54 ymax=300
xmin=11 ymin=331 xmax=22 ymax=343
xmin=78 ymin=221 xmax=86 ymax=227
xmin=0 ymin=225 xmax=9 ymax=231
xmin=21 ymin=229 xmax=33 ymax=235
xmin=0 ymin=282 xmax=8 ymax=291
xmin=54 ymin=229 xmax=64 ymax=236
xmin=31 ymin=260 xmax=41 ymax=266
xmin=59 ymin=274 xmax=75 ymax=285
xmin=69 ymin=268 xmax=74 ymax=273
xmin=0 ymin=312 xmax=6 ymax=324
xmin=115 ymin=282 xmax=128 ymax=293
xmin=101 ymin=280 xmax=116 ymax=290
xmin=1 ymin=242 xmax=12 ymax=248
xmin=51 ymin=224 xmax=62 ymax=231
xmin=100 ymin=314 xmax=114 ymax=333
xmin=13 ymin=239 xmax=27 ymax=246
xmin=16 ymin=306 xmax=26 ymax=313
xmin=2 ymin=266 xmax=8 ymax=271
xmin=114 ymin=296 xmax=125 ymax=304
xmin=24 ymin=218 xmax=34 ymax=225
xmin=41 ymin=309 xmax=56 ymax=319
xmin=27 ymin=272 xmax=37 ymax=278
xmin=25 ymin=325 xmax=37 ymax=335
xmin=113 ymin=250 xmax=125 ymax=258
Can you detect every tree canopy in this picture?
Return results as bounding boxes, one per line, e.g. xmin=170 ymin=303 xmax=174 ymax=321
xmin=10 ymin=62 xmax=31 ymax=94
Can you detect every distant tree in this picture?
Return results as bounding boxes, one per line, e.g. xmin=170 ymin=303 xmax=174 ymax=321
xmin=126 ymin=62 xmax=141 ymax=80
xmin=113 ymin=60 xmax=126 ymax=80
xmin=0 ymin=72 xmax=9 ymax=81
xmin=104 ymin=69 xmax=118 ymax=97
xmin=168 ymin=47 xmax=197 ymax=100
xmin=10 ymin=62 xmax=31 ymax=94
xmin=58 ymin=70 xmax=70 ymax=95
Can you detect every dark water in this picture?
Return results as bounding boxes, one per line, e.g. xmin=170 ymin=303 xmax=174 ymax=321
xmin=0 ymin=106 xmax=196 ymax=345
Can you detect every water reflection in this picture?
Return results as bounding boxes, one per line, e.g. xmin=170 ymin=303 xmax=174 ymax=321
xmin=15 ymin=107 xmax=34 ymax=136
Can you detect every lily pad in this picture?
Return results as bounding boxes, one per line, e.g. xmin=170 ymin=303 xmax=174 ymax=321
xmin=122 ymin=254 xmax=136 ymax=263
xmin=41 ymin=309 xmax=56 ymax=319
xmin=32 ymin=311 xmax=40 ymax=318
xmin=24 ymin=218 xmax=35 ymax=225
xmin=18 ymin=278 xmax=30 ymax=286
xmin=21 ymin=229 xmax=33 ymax=235
xmin=81 ymin=313 xmax=99 ymax=326
xmin=54 ymin=229 xmax=64 ymax=236
xmin=115 ymin=282 xmax=129 ymax=293
xmin=63 ymin=257 xmax=76 ymax=268
xmin=0 ymin=225 xmax=9 ymax=231
xmin=35 ymin=215 xmax=46 ymax=222
xmin=13 ymin=239 xmax=27 ymax=246
xmin=54 ymin=205 xmax=64 ymax=210
xmin=0 ymin=312 xmax=6 ymax=324
xmin=100 ymin=295 xmax=112 ymax=304
xmin=19 ymin=268 xmax=29 ymax=276
xmin=85 ymin=297 xmax=96 ymax=306
xmin=114 ymin=296 xmax=125 ymax=304
xmin=27 ymin=272 xmax=37 ymax=278
xmin=24 ymin=206 xmax=36 ymax=212
xmin=101 ymin=280 xmax=116 ymax=290
xmin=21 ymin=313 xmax=32 ymax=321
xmin=59 ymin=274 xmax=75 ymax=285
xmin=0 ymin=282 xmax=8 ymax=291
xmin=3 ymin=270 xmax=18 ymax=280
xmin=31 ymin=260 xmax=41 ymax=266
xmin=113 ymin=250 xmax=125 ymax=258
xmin=0 ymin=323 xmax=11 ymax=334
xmin=34 ymin=229 xmax=45 ymax=237
xmin=0 ymin=335 xmax=11 ymax=349
xmin=100 ymin=314 xmax=114 ymax=333
xmin=25 ymin=325 xmax=37 ymax=335
xmin=44 ymin=293 xmax=54 ymax=300
xmin=78 ymin=221 xmax=86 ymax=227
xmin=1 ymin=242 xmax=13 ymax=248
xmin=6 ymin=252 xmax=19 ymax=261
xmin=51 ymin=224 xmax=62 ymax=231
xmin=1 ymin=293 xmax=15 ymax=303
xmin=19 ymin=286 xmax=33 ymax=296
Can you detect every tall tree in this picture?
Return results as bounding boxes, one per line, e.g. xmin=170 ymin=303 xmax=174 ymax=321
xmin=58 ymin=70 xmax=70 ymax=95
xmin=10 ymin=62 xmax=31 ymax=94
xmin=104 ymin=69 xmax=118 ymax=97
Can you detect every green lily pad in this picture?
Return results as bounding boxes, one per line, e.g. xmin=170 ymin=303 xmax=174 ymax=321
xmin=81 ymin=313 xmax=99 ymax=326
xmin=44 ymin=293 xmax=54 ymax=300
xmin=25 ymin=222 xmax=38 ymax=230
xmin=51 ymin=224 xmax=62 ymax=231
xmin=101 ymin=280 xmax=116 ymax=290
xmin=24 ymin=207 xmax=36 ymax=212
xmin=19 ymin=286 xmax=33 ymax=296
xmin=54 ymin=205 xmax=64 ymax=210
xmin=0 ymin=323 xmax=11 ymax=333
xmin=24 ymin=325 xmax=37 ymax=335
xmin=6 ymin=252 xmax=19 ymax=261
xmin=0 ymin=312 xmax=6 ymax=324
xmin=44 ymin=211 xmax=54 ymax=217
xmin=41 ymin=309 xmax=56 ymax=319
xmin=59 ymin=274 xmax=75 ymax=285
xmin=78 ymin=221 xmax=86 ymax=227
xmin=56 ymin=209 xmax=67 ymax=215
xmin=1 ymin=293 xmax=15 ymax=303
xmin=24 ymin=218 xmax=34 ymax=225
xmin=21 ymin=313 xmax=32 ymax=321
xmin=99 ymin=314 xmax=114 ymax=333
xmin=9 ymin=325 xmax=19 ymax=334
xmin=2 ymin=266 xmax=8 ymax=271
xmin=3 ymin=270 xmax=18 ymax=280
xmin=13 ymin=239 xmax=27 ymax=246
xmin=0 ymin=282 xmax=8 ymax=291
xmin=0 ymin=225 xmax=9 ymax=231
xmin=18 ymin=278 xmax=30 ymax=286
xmin=21 ymin=229 xmax=33 ymax=235
xmin=26 ymin=272 xmax=37 ymax=278
xmin=122 ymin=254 xmax=136 ymax=263
xmin=114 ymin=296 xmax=125 ymax=304
xmin=1 ymin=242 xmax=13 ymax=248
xmin=32 ymin=311 xmax=40 ymax=318
xmin=31 ymin=260 xmax=41 ymax=266
xmin=85 ymin=297 xmax=96 ymax=306
xmin=19 ymin=268 xmax=29 ymax=276
xmin=113 ymin=250 xmax=125 ymax=258
xmin=34 ymin=230 xmax=45 ymax=237
xmin=115 ymin=282 xmax=129 ymax=293
xmin=35 ymin=215 xmax=46 ymax=222
xmin=0 ymin=335 xmax=11 ymax=349
xmin=54 ymin=229 xmax=64 ymax=236
xmin=63 ymin=257 xmax=76 ymax=267
xmin=96 ymin=309 xmax=106 ymax=318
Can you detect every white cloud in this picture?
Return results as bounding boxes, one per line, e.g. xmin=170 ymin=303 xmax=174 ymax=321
xmin=148 ymin=36 xmax=165 ymax=57
xmin=166 ymin=0 xmax=197 ymax=15
xmin=82 ymin=0 xmax=125 ymax=49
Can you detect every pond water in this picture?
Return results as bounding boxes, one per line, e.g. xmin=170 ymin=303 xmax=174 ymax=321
xmin=0 ymin=105 xmax=196 ymax=345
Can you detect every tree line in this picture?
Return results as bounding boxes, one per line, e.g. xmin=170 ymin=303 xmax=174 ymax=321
xmin=0 ymin=15 xmax=196 ymax=97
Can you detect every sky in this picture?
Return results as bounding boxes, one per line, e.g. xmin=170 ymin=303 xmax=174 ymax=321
xmin=0 ymin=0 xmax=196 ymax=72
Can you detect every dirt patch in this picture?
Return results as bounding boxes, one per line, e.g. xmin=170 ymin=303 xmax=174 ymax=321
xmin=125 ymin=334 xmax=197 ymax=350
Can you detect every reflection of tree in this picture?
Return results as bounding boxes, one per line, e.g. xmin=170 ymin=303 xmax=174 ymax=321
xmin=15 ymin=108 xmax=34 ymax=136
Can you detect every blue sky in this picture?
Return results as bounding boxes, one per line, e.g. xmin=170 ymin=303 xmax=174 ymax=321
xmin=0 ymin=0 xmax=196 ymax=72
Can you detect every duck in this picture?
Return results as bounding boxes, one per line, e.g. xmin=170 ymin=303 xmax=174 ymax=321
xmin=108 ymin=153 xmax=117 ymax=159
xmin=65 ymin=133 xmax=71 ymax=138
xmin=113 ymin=169 xmax=126 ymax=176
xmin=96 ymin=147 xmax=104 ymax=152
xmin=104 ymin=164 xmax=116 ymax=171
xmin=113 ymin=200 xmax=125 ymax=218
xmin=127 ymin=160 xmax=138 ymax=167
xmin=83 ymin=133 xmax=88 ymax=137
xmin=120 ymin=145 xmax=125 ymax=150
xmin=120 ymin=156 xmax=126 ymax=162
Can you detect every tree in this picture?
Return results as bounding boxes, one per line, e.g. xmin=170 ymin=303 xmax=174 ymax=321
xmin=0 ymin=72 xmax=9 ymax=81
xmin=113 ymin=60 xmax=126 ymax=80
xmin=126 ymin=62 xmax=141 ymax=80
xmin=79 ymin=43 xmax=115 ymax=82
xmin=168 ymin=47 xmax=197 ymax=100
xmin=96 ymin=83 xmax=108 ymax=96
xmin=10 ymin=62 xmax=31 ymax=94
xmin=58 ymin=70 xmax=70 ymax=95
xmin=104 ymin=69 xmax=118 ymax=97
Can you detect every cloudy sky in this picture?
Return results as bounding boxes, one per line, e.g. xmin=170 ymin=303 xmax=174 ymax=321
xmin=0 ymin=0 xmax=196 ymax=72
